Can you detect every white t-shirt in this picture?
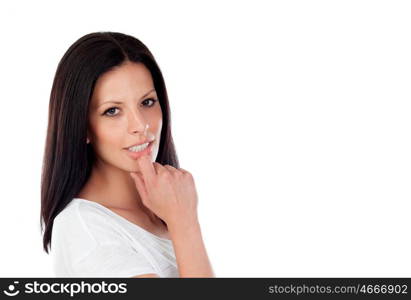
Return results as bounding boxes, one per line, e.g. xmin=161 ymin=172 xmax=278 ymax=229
xmin=50 ymin=198 xmax=179 ymax=277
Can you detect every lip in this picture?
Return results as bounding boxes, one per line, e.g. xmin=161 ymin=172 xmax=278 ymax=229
xmin=124 ymin=140 xmax=154 ymax=160
xmin=124 ymin=139 xmax=154 ymax=149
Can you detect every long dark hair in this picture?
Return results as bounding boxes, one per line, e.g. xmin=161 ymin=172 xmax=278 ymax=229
xmin=40 ymin=31 xmax=179 ymax=254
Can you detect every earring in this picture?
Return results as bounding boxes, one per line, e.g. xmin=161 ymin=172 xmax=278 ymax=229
xmin=86 ymin=138 xmax=90 ymax=144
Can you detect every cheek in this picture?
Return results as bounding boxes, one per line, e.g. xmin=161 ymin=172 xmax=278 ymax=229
xmin=156 ymin=122 xmax=162 ymax=138
xmin=153 ymin=113 xmax=163 ymax=135
xmin=95 ymin=123 xmax=123 ymax=146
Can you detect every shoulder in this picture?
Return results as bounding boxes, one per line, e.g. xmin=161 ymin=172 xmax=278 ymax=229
xmin=52 ymin=199 xmax=125 ymax=249
xmin=54 ymin=199 xmax=107 ymax=229
xmin=51 ymin=199 xmax=158 ymax=277
xmin=55 ymin=198 xmax=108 ymax=222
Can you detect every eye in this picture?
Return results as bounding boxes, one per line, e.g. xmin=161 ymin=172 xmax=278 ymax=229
xmin=142 ymin=98 xmax=158 ymax=107
xmin=103 ymin=107 xmax=119 ymax=116
xmin=102 ymin=98 xmax=158 ymax=117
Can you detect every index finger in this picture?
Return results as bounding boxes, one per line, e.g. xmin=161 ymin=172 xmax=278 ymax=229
xmin=136 ymin=153 xmax=156 ymax=184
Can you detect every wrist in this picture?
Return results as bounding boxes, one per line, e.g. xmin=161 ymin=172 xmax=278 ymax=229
xmin=167 ymin=215 xmax=200 ymax=235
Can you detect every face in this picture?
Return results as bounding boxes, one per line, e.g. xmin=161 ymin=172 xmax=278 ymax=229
xmin=87 ymin=61 xmax=162 ymax=172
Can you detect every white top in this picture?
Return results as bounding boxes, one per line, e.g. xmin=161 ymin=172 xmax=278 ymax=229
xmin=50 ymin=198 xmax=179 ymax=277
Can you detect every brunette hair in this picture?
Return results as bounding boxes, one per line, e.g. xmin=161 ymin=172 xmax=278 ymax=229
xmin=40 ymin=31 xmax=179 ymax=253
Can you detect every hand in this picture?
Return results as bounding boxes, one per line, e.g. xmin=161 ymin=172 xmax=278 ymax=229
xmin=129 ymin=154 xmax=199 ymax=227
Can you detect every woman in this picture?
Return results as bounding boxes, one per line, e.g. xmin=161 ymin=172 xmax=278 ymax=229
xmin=40 ymin=31 xmax=214 ymax=278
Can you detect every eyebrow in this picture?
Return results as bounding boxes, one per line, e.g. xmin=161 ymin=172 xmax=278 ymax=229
xmin=97 ymin=88 xmax=156 ymax=107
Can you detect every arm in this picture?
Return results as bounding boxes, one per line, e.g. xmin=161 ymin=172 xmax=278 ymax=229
xmin=131 ymin=219 xmax=213 ymax=278
xmin=130 ymin=155 xmax=214 ymax=277
xmin=168 ymin=217 xmax=215 ymax=278
xmin=132 ymin=273 xmax=159 ymax=278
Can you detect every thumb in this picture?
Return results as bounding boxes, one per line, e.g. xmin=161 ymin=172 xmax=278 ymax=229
xmin=130 ymin=172 xmax=148 ymax=203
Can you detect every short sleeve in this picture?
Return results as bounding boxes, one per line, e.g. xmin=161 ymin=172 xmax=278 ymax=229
xmin=51 ymin=201 xmax=158 ymax=277
xmin=71 ymin=242 xmax=157 ymax=277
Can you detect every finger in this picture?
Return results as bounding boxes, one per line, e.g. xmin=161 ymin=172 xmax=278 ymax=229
xmin=153 ymin=162 xmax=164 ymax=174
xmin=163 ymin=164 xmax=177 ymax=173
xmin=153 ymin=162 xmax=173 ymax=174
xmin=165 ymin=164 xmax=189 ymax=176
xmin=130 ymin=172 xmax=148 ymax=202
xmin=177 ymin=167 xmax=190 ymax=175
xmin=136 ymin=154 xmax=156 ymax=185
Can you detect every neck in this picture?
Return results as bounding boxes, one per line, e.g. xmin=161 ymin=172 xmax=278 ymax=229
xmin=79 ymin=159 xmax=161 ymax=224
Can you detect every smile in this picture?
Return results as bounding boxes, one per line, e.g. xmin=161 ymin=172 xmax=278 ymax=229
xmin=124 ymin=141 xmax=153 ymax=160
xmin=128 ymin=142 xmax=150 ymax=152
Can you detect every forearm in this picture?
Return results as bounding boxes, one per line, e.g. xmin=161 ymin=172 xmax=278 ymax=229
xmin=168 ymin=218 xmax=215 ymax=278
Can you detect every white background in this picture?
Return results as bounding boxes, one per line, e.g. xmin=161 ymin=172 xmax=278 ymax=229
xmin=0 ymin=0 xmax=410 ymax=277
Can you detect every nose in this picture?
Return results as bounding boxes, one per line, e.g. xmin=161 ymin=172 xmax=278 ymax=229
xmin=127 ymin=109 xmax=149 ymax=135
